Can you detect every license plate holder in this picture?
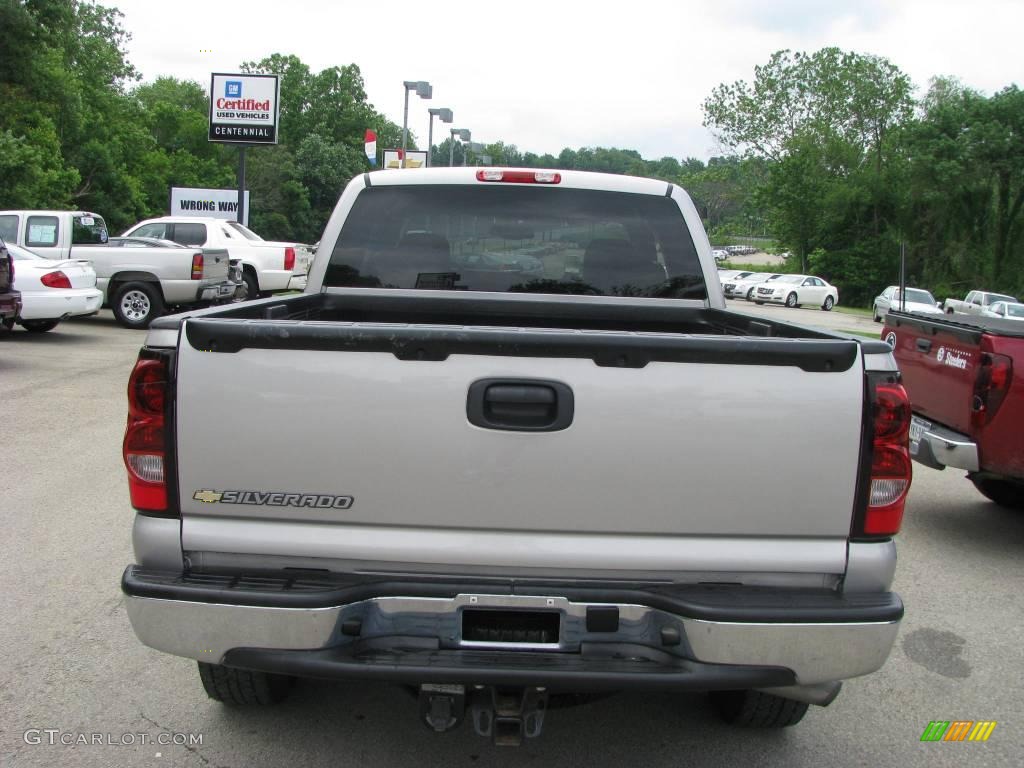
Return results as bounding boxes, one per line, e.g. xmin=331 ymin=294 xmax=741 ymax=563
xmin=909 ymin=415 xmax=931 ymax=447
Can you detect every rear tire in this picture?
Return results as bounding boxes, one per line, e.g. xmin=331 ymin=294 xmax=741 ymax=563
xmin=20 ymin=319 xmax=61 ymax=333
xmin=197 ymin=662 xmax=294 ymax=705
xmin=970 ymin=476 xmax=1024 ymax=509
xmin=112 ymin=282 xmax=164 ymax=329
xmin=822 ymin=295 xmax=835 ymax=311
xmin=746 ymin=288 xmax=755 ymax=301
xmin=242 ymin=270 xmax=261 ymax=302
xmin=1 ymin=317 xmax=15 ymax=333
xmin=785 ymin=292 xmax=798 ymax=308
xmin=710 ymin=689 xmax=809 ymax=727
xmin=873 ymin=306 xmax=881 ymax=322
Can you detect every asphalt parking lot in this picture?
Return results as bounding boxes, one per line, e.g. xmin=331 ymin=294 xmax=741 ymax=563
xmin=2 ymin=310 xmax=1021 ymax=767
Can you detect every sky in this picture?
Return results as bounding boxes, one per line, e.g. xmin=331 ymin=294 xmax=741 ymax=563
xmin=110 ymin=0 xmax=1024 ymax=162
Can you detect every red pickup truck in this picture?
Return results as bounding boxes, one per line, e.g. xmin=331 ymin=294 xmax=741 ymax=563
xmin=883 ymin=310 xmax=1023 ymax=508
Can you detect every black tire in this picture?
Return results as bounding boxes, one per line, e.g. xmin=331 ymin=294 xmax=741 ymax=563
xmin=822 ymin=295 xmax=835 ymax=311
xmin=1 ymin=316 xmax=14 ymax=333
xmin=970 ymin=476 xmax=1024 ymax=509
xmin=873 ymin=306 xmax=881 ymax=322
xmin=242 ymin=270 xmax=261 ymax=302
xmin=754 ymin=300 xmax=765 ymax=305
xmin=785 ymin=292 xmax=798 ymax=308
xmin=20 ymin=319 xmax=61 ymax=333
xmin=946 ymin=307 xmax=955 ymax=315
xmin=112 ymin=282 xmax=164 ymax=329
xmin=197 ymin=662 xmax=294 ymax=705
xmin=746 ymin=288 xmax=756 ymax=301
xmin=710 ymin=689 xmax=809 ymax=727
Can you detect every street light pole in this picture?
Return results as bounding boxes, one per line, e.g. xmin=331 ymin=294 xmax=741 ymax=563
xmin=401 ymin=80 xmax=432 ymax=168
xmin=427 ymin=108 xmax=453 ymax=167
xmin=449 ymin=128 xmax=471 ymax=167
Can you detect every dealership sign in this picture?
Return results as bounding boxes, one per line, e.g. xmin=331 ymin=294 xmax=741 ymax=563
xmin=170 ymin=187 xmax=250 ymax=225
xmin=208 ymin=73 xmax=280 ymax=144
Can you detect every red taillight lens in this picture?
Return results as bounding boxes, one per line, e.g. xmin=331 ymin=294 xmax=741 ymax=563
xmin=41 ymin=270 xmax=72 ymax=289
xmin=191 ymin=253 xmax=204 ymax=280
xmin=476 ymin=170 xmax=562 ymax=184
xmin=861 ymin=378 xmax=912 ymax=536
xmin=972 ymin=352 xmax=1013 ymax=427
xmin=124 ymin=354 xmax=170 ymax=512
xmin=284 ymin=246 xmax=296 ymax=271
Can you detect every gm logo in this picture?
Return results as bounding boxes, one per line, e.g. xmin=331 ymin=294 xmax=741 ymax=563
xmin=225 ymin=80 xmax=242 ymax=98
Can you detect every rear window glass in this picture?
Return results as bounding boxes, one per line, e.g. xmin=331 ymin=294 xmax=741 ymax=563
xmin=72 ymin=215 xmax=108 ymax=244
xmin=0 ymin=215 xmax=18 ymax=243
xmin=325 ymin=185 xmax=705 ymax=299
xmin=172 ymin=223 xmax=207 ymax=246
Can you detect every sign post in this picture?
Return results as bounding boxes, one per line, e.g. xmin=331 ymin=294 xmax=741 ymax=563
xmin=208 ymin=72 xmax=280 ymax=224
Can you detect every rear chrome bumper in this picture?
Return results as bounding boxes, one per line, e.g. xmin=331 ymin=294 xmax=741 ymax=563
xmin=123 ymin=567 xmax=901 ymax=689
xmin=910 ymin=417 xmax=979 ymax=472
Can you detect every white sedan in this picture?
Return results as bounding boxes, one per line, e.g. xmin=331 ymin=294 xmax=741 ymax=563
xmin=723 ymin=272 xmax=782 ymax=301
xmin=873 ymin=286 xmax=943 ymax=322
xmin=7 ymin=243 xmax=102 ymax=332
xmin=751 ymin=274 xmax=839 ymax=311
xmin=981 ymin=301 xmax=1024 ymax=321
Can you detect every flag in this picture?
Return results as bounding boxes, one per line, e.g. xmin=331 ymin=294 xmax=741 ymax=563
xmin=364 ymin=130 xmax=377 ymax=166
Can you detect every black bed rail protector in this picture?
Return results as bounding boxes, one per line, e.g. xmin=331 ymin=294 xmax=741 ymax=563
xmin=222 ymin=644 xmax=796 ymax=691
xmin=122 ymin=566 xmax=904 ymax=623
xmin=183 ymin=318 xmax=859 ymax=371
xmin=886 ymin=310 xmax=1024 ymax=341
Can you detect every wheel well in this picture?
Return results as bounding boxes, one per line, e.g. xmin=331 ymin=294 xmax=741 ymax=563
xmin=109 ymin=272 xmax=164 ymax=302
xmin=241 ymin=264 xmax=259 ymax=288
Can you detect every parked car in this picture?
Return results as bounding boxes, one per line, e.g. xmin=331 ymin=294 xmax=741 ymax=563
xmin=5 ymin=243 xmax=102 ymax=332
xmin=723 ymin=271 xmax=782 ymax=301
xmin=752 ymin=274 xmax=838 ymax=311
xmin=71 ymin=236 xmax=238 ymax=328
xmin=885 ymin=308 xmax=1024 ymax=508
xmin=122 ymin=167 xmax=908 ymax=740
xmin=980 ymin=301 xmax=1024 ymax=321
xmin=122 ymin=217 xmax=311 ymax=299
xmin=0 ymin=240 xmax=21 ymax=332
xmin=711 ymin=249 xmax=729 ymax=261
xmin=873 ymin=287 xmax=943 ymax=322
xmin=0 ymin=210 xmax=109 ymax=260
xmin=942 ymin=290 xmax=1018 ymax=316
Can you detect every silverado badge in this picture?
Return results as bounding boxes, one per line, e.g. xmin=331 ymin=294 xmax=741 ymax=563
xmin=192 ymin=490 xmax=353 ymax=509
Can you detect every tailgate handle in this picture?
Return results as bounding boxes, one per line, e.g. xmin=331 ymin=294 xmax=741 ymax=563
xmin=916 ymin=338 xmax=932 ymax=353
xmin=467 ymin=379 xmax=574 ymax=432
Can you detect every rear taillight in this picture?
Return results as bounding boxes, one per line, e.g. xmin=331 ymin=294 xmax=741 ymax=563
xmin=855 ymin=375 xmax=912 ymax=537
xmin=124 ymin=354 xmax=173 ymax=513
xmin=476 ymin=169 xmax=562 ymax=184
xmin=191 ymin=253 xmax=204 ymax=280
xmin=284 ymin=246 xmax=296 ymax=271
xmin=971 ymin=352 xmax=1013 ymax=428
xmin=41 ymin=270 xmax=72 ymax=289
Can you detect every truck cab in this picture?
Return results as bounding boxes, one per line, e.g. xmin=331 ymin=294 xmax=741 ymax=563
xmin=0 ymin=210 xmax=109 ymax=260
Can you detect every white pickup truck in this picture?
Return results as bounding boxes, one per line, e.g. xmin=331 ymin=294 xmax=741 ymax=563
xmin=75 ymin=237 xmax=239 ymax=328
xmin=121 ymin=168 xmax=910 ymax=744
xmin=0 ymin=209 xmax=110 ymax=258
xmin=122 ymin=216 xmax=311 ymax=299
xmin=942 ymin=289 xmax=1019 ymax=316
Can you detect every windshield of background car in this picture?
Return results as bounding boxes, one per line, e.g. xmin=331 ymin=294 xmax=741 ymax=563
xmin=6 ymin=244 xmax=44 ymax=260
xmin=226 ymin=222 xmax=264 ymax=241
xmin=985 ymin=293 xmax=1017 ymax=306
xmin=1004 ymin=304 xmax=1024 ymax=318
xmin=895 ymin=289 xmax=935 ymax=304
xmin=325 ymin=185 xmax=706 ymax=299
xmin=72 ymin=215 xmax=108 ymax=244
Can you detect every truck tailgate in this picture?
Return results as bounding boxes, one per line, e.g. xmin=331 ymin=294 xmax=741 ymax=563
xmin=175 ymin=320 xmax=866 ymax=576
xmin=888 ymin=316 xmax=981 ymax=434
xmin=201 ymin=248 xmax=231 ymax=281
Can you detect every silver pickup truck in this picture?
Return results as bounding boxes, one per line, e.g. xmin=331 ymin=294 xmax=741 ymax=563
xmin=121 ymin=168 xmax=910 ymax=744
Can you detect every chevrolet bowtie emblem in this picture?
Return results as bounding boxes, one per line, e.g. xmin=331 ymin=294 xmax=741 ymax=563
xmin=193 ymin=490 xmax=224 ymax=503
